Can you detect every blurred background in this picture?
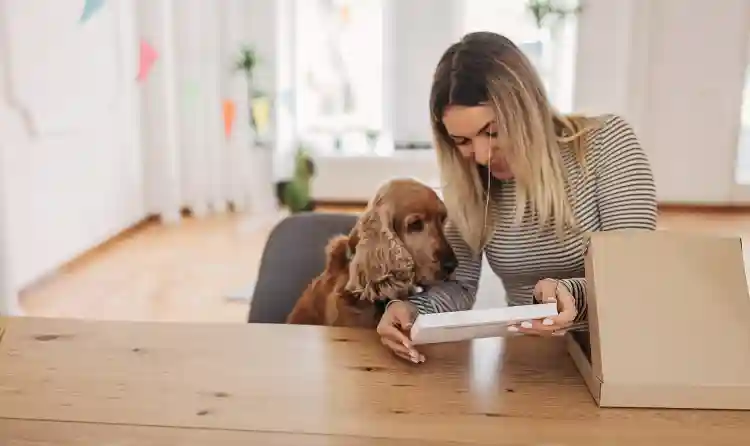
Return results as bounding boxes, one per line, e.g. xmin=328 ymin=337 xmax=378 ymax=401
xmin=1 ymin=0 xmax=750 ymax=322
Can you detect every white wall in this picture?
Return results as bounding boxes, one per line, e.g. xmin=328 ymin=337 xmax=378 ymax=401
xmin=0 ymin=0 xmax=144 ymax=314
xmin=576 ymin=0 xmax=750 ymax=204
xmin=646 ymin=0 xmax=750 ymax=204
xmin=311 ymin=0 xmax=750 ymax=205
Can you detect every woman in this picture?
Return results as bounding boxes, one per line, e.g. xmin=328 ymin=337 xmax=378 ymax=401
xmin=378 ymin=31 xmax=657 ymax=364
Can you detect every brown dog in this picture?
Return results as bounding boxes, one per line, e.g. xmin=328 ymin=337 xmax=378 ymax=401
xmin=286 ymin=178 xmax=458 ymax=328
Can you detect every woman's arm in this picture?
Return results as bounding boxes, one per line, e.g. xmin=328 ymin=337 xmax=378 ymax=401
xmin=542 ymin=114 xmax=658 ymax=323
xmin=407 ymin=220 xmax=483 ymax=314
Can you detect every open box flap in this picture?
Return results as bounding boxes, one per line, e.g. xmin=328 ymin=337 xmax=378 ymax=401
xmin=574 ymin=230 xmax=750 ymax=409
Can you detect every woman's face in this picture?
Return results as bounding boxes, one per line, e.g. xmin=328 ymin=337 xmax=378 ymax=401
xmin=441 ymin=104 xmax=513 ymax=180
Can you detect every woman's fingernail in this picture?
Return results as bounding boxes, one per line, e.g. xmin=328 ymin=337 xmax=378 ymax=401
xmin=520 ymin=321 xmax=533 ymax=329
xmin=542 ymin=318 xmax=554 ymax=326
xmin=546 ymin=297 xmax=557 ymax=303
xmin=507 ymin=325 xmax=519 ymax=332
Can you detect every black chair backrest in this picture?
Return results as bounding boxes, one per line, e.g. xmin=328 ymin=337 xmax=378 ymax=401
xmin=247 ymin=212 xmax=358 ymax=323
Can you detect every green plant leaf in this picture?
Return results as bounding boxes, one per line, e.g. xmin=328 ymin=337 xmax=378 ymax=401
xmin=526 ymin=0 xmax=581 ymax=28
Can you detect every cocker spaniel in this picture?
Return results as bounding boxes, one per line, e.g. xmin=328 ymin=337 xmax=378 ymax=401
xmin=286 ymin=178 xmax=458 ymax=328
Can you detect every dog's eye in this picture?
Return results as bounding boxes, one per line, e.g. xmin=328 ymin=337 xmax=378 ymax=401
xmin=407 ymin=219 xmax=425 ymax=232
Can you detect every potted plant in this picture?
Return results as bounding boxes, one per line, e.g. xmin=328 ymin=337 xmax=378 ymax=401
xmin=526 ymin=0 xmax=582 ymax=29
xmin=234 ymin=45 xmax=262 ymax=132
xmin=275 ymin=146 xmax=317 ymax=213
xmin=365 ymin=129 xmax=380 ymax=151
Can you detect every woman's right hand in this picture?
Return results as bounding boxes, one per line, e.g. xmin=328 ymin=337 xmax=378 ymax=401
xmin=377 ymin=300 xmax=424 ymax=364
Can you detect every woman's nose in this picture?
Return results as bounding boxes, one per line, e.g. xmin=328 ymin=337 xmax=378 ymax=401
xmin=473 ymin=139 xmax=493 ymax=165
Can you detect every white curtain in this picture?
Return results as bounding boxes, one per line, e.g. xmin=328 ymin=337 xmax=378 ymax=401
xmin=137 ymin=0 xmax=277 ymax=224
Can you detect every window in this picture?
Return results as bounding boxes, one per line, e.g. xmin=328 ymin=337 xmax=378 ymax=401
xmin=460 ymin=0 xmax=579 ymax=113
xmin=293 ymin=0 xmax=385 ymax=155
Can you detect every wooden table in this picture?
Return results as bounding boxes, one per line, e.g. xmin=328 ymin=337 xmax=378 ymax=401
xmin=1 ymin=317 xmax=749 ymax=445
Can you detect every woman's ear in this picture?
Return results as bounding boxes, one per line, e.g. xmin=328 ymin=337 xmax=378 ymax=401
xmin=345 ymin=206 xmax=415 ymax=301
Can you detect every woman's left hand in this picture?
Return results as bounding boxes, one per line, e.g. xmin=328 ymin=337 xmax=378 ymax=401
xmin=508 ymin=279 xmax=577 ymax=336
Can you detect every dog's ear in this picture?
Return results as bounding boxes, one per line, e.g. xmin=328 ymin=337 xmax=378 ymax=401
xmin=345 ymin=205 xmax=415 ymax=301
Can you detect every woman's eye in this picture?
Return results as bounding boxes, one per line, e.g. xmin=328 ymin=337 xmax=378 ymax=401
xmin=407 ymin=220 xmax=425 ymax=232
xmin=486 ymin=131 xmax=498 ymax=138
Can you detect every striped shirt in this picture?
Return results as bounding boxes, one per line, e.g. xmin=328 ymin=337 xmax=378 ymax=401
xmin=409 ymin=114 xmax=658 ymax=323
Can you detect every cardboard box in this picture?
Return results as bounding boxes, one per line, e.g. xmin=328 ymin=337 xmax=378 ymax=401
xmin=567 ymin=229 xmax=750 ymax=410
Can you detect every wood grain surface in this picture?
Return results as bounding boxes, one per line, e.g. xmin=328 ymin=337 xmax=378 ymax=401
xmin=1 ymin=317 xmax=749 ymax=445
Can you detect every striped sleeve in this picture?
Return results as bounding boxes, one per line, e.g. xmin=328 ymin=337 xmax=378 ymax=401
xmin=594 ymin=114 xmax=658 ymax=230
xmin=547 ymin=114 xmax=658 ymax=323
xmin=407 ymin=219 xmax=482 ymax=314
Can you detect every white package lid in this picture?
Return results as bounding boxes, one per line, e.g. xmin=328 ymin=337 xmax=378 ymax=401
xmin=410 ymin=303 xmax=559 ymax=345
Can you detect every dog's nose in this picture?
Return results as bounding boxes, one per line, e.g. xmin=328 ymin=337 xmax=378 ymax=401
xmin=441 ymin=254 xmax=458 ymax=275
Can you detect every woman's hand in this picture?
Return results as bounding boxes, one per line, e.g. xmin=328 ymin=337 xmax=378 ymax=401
xmin=508 ymin=279 xmax=577 ymax=336
xmin=377 ymin=300 xmax=425 ymax=364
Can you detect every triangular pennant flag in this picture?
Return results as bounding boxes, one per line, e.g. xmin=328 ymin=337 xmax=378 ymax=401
xmin=340 ymin=4 xmax=350 ymax=23
xmin=80 ymin=0 xmax=106 ymax=23
xmin=136 ymin=40 xmax=158 ymax=82
xmin=223 ymin=100 xmax=236 ymax=139
xmin=251 ymin=97 xmax=270 ymax=136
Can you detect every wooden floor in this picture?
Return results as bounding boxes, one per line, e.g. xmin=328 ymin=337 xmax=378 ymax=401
xmin=18 ymin=207 xmax=750 ymax=323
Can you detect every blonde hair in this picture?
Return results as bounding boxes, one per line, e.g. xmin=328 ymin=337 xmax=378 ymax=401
xmin=429 ymin=32 xmax=599 ymax=256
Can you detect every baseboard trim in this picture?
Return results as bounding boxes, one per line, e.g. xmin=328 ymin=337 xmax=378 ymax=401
xmin=59 ymin=204 xmax=243 ymax=270
xmin=657 ymin=203 xmax=750 ymax=213
xmin=312 ymin=199 xmax=368 ymax=209
xmin=20 ymin=215 xmax=160 ymax=295
xmin=20 ymin=207 xmax=219 ymax=295
xmin=313 ymin=199 xmax=750 ymax=214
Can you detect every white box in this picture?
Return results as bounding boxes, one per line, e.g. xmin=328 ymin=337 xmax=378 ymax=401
xmin=409 ymin=303 xmax=559 ymax=345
